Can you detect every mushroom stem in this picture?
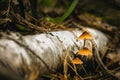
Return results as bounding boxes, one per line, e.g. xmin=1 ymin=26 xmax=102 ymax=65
xmin=83 ymin=39 xmax=86 ymax=48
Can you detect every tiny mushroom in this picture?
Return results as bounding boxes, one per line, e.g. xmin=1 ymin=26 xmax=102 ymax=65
xmin=78 ymin=31 xmax=92 ymax=40
xmin=78 ymin=47 xmax=93 ymax=57
xmin=72 ymin=57 xmax=83 ymax=64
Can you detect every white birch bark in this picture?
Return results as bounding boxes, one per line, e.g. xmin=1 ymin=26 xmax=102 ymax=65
xmin=0 ymin=28 xmax=108 ymax=79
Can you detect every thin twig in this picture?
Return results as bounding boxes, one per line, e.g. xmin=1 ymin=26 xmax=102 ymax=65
xmin=91 ymin=39 xmax=115 ymax=77
xmin=6 ymin=0 xmax=11 ymax=17
xmin=63 ymin=47 xmax=70 ymax=80
xmin=11 ymin=12 xmax=48 ymax=32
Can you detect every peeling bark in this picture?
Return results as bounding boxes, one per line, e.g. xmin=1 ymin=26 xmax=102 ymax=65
xmin=0 ymin=28 xmax=108 ymax=79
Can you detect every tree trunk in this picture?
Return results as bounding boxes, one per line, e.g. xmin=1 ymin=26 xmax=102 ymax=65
xmin=0 ymin=28 xmax=108 ymax=80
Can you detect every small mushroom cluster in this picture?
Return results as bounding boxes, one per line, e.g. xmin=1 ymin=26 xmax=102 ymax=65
xmin=72 ymin=31 xmax=93 ymax=65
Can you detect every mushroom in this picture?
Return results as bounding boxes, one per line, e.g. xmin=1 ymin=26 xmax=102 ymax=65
xmin=72 ymin=57 xmax=83 ymax=64
xmin=78 ymin=47 xmax=93 ymax=57
xmin=78 ymin=31 xmax=92 ymax=40
xmin=77 ymin=31 xmax=93 ymax=48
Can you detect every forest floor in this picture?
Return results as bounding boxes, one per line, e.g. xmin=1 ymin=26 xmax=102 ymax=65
xmin=0 ymin=0 xmax=120 ymax=80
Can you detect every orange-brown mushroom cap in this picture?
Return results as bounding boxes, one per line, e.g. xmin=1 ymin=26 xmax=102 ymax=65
xmin=78 ymin=31 xmax=92 ymax=40
xmin=72 ymin=57 xmax=83 ymax=64
xmin=78 ymin=47 xmax=93 ymax=56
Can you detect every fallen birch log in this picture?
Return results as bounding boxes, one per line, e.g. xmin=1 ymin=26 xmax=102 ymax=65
xmin=0 ymin=28 xmax=108 ymax=80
